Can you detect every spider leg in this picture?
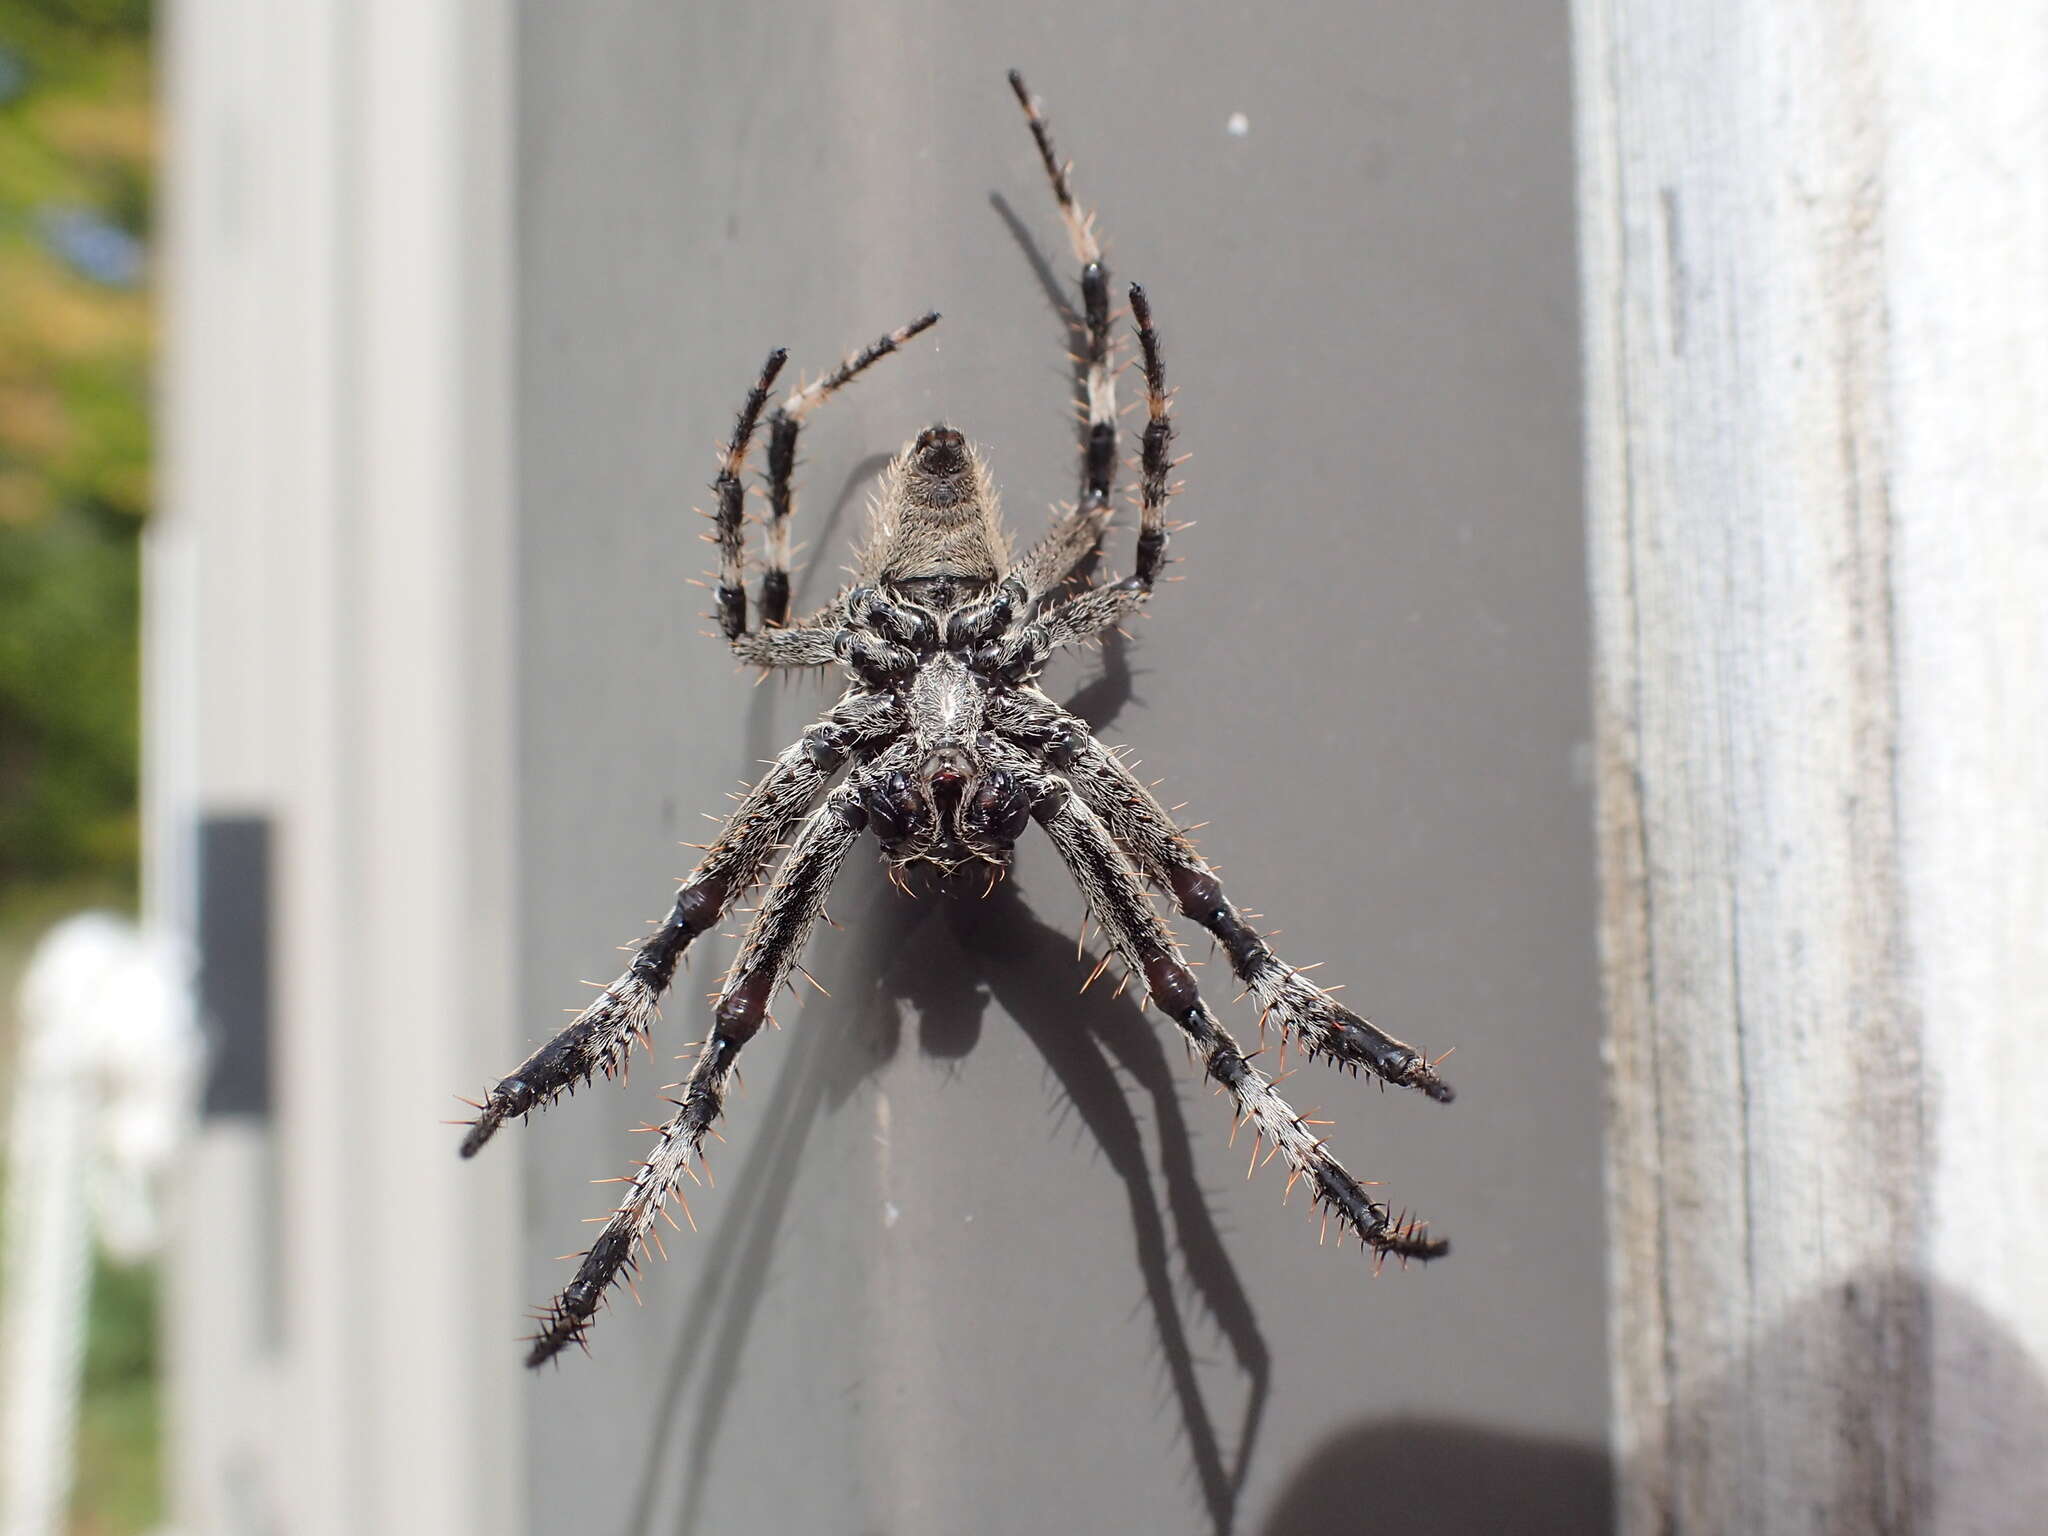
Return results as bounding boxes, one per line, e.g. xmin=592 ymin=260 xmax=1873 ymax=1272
xmin=711 ymin=348 xmax=789 ymax=643
xmin=731 ymin=624 xmax=843 ymax=669
xmin=992 ymin=740 xmax=1447 ymax=1263
xmin=755 ymin=312 xmax=940 ymax=631
xmin=1007 ymin=71 xmax=1120 ymax=600
xmin=1033 ymin=285 xmax=1178 ymax=648
xmin=973 ymin=286 xmax=1175 ymax=686
xmin=990 ymin=692 xmax=1453 ymax=1101
xmin=524 ymin=755 xmax=895 ymax=1366
xmin=458 ymin=691 xmax=901 ymax=1156
xmin=1128 ymin=284 xmax=1175 ymax=589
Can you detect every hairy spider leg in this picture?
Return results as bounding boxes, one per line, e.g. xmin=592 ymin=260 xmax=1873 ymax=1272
xmin=755 ymin=312 xmax=942 ymax=630
xmin=1035 ymin=284 xmax=1179 ymax=649
xmin=525 ymin=749 xmax=906 ymax=1365
xmin=1128 ymin=283 xmax=1175 ymax=588
xmin=990 ymin=690 xmax=1454 ymax=1100
xmin=712 ymin=348 xmax=789 ymax=642
xmin=458 ymin=692 xmax=902 ymax=1157
xmin=991 ymin=741 xmax=1448 ymax=1263
xmin=1007 ymin=69 xmax=1124 ymax=600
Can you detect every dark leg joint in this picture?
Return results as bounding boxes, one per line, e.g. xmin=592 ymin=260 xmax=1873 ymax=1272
xmin=1346 ymin=1031 xmax=1456 ymax=1104
xmin=1026 ymin=778 xmax=1070 ymax=823
xmin=766 ymin=413 xmax=798 ymax=518
xmin=838 ymin=631 xmax=915 ymax=686
xmin=636 ymin=874 xmax=731 ymax=985
xmin=1202 ymin=1038 xmax=1246 ymax=1086
xmin=944 ymin=582 xmax=1021 ymax=649
xmin=487 ymin=1074 xmax=535 ymax=1119
xmin=1141 ymin=417 xmax=1173 ymax=468
xmin=716 ymin=582 xmax=747 ymax=641
xmin=1043 ymin=725 xmax=1089 ymax=768
xmin=1085 ymin=420 xmax=1115 ymax=494
xmin=852 ymin=589 xmax=938 ymax=650
xmin=1142 ymin=952 xmax=1201 ymax=1019
xmin=714 ymin=969 xmax=775 ymax=1048
xmin=803 ymin=722 xmax=854 ymax=770
xmin=759 ymin=570 xmax=791 ymax=629
xmin=1134 ymin=527 xmax=1167 ymax=584
xmin=1166 ymin=867 xmax=1271 ymax=972
xmin=1081 ymin=260 xmax=1110 ymax=335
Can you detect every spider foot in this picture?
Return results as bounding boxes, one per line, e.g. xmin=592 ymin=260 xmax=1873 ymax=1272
xmin=526 ymin=1226 xmax=641 ymax=1366
xmin=1309 ymin=1158 xmax=1450 ymax=1262
xmin=1259 ymin=973 xmax=1457 ymax=1105
xmin=1307 ymin=1010 xmax=1457 ymax=1105
xmin=460 ymin=973 xmax=661 ymax=1158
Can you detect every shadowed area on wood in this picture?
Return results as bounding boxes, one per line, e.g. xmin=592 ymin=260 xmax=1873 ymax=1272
xmin=1261 ymin=1416 xmax=1610 ymax=1535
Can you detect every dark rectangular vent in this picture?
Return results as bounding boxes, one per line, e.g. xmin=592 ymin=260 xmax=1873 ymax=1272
xmin=196 ymin=813 xmax=273 ymax=1119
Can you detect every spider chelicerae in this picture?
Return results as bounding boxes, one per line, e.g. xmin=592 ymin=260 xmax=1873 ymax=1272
xmin=460 ymin=71 xmax=1454 ymax=1368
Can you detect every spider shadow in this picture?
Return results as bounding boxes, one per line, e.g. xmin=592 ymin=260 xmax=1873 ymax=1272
xmin=622 ymin=452 xmax=906 ymax=1533
xmin=742 ymin=446 xmax=896 ymax=711
xmin=792 ymin=451 xmax=894 ymax=617
xmin=909 ymin=882 xmax=1273 ymax=1536
xmin=624 ymin=870 xmax=1272 ymax=1536
xmin=621 ymin=853 xmax=918 ymax=1536
xmin=988 ymin=190 xmax=1085 ymax=408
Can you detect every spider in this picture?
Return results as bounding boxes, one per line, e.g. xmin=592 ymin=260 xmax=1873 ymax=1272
xmin=460 ymin=71 xmax=1454 ymax=1368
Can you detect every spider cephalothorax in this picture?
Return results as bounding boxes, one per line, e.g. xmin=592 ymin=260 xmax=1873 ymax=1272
xmin=459 ymin=72 xmax=1454 ymax=1367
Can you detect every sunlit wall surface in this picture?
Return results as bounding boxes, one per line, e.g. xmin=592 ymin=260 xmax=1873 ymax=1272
xmin=155 ymin=4 xmax=1599 ymax=1533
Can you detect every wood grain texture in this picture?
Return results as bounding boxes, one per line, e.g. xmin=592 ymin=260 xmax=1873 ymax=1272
xmin=1576 ymin=3 xmax=2048 ymax=1531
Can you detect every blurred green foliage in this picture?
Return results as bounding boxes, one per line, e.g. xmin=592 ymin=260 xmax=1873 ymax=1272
xmin=76 ymin=1249 xmax=160 ymax=1536
xmin=0 ymin=0 xmax=151 ymax=906
xmin=0 ymin=5 xmax=157 ymax=1534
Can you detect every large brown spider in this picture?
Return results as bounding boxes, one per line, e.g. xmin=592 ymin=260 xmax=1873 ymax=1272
xmin=459 ymin=72 xmax=1453 ymax=1368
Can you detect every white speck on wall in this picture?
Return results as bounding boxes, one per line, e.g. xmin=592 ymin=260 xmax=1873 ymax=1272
xmin=883 ymin=1200 xmax=901 ymax=1229
xmin=1226 ymin=112 xmax=1250 ymax=138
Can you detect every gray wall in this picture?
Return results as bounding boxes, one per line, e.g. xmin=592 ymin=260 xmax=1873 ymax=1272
xmin=513 ymin=5 xmax=1598 ymax=1532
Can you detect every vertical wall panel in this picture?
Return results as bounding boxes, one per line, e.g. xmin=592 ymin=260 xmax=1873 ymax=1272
xmin=156 ymin=3 xmax=520 ymax=1531
xmin=512 ymin=5 xmax=1600 ymax=1533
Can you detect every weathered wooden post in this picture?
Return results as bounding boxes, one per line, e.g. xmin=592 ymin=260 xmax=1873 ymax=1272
xmin=1576 ymin=3 xmax=2048 ymax=1529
